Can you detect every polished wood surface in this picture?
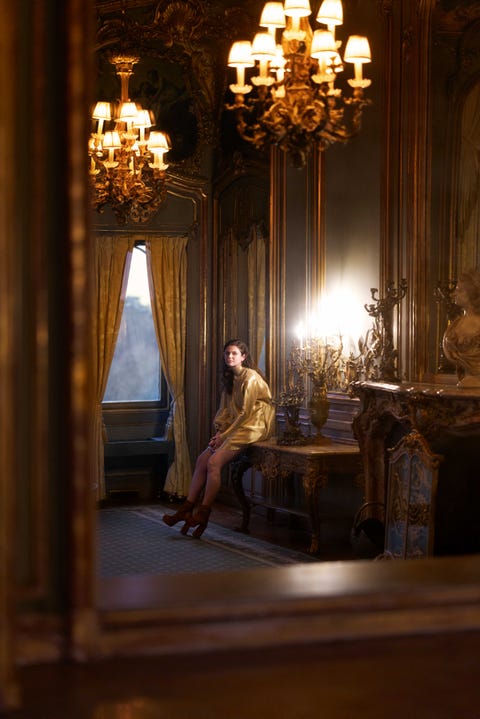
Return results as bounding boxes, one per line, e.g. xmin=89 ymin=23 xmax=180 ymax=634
xmin=14 ymin=631 xmax=480 ymax=718
xmin=96 ymin=552 xmax=480 ymax=654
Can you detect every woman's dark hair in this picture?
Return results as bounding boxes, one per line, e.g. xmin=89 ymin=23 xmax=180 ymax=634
xmin=221 ymin=339 xmax=254 ymax=394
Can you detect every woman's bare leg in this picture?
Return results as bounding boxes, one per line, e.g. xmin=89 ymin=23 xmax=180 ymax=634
xmin=186 ymin=447 xmax=212 ymax=504
xmin=163 ymin=448 xmax=212 ymax=528
xmin=181 ymin=447 xmax=241 ymax=538
xmin=202 ymin=447 xmax=240 ymax=506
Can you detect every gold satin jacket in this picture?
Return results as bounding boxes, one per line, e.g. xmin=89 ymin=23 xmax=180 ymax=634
xmin=213 ymin=367 xmax=275 ymax=451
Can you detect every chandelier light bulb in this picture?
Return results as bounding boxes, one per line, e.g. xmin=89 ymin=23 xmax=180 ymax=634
xmin=251 ymin=32 xmax=277 ymax=60
xmin=311 ymin=29 xmax=338 ymax=81
xmin=316 ymin=0 xmax=343 ymax=31
xmin=92 ymin=101 xmax=111 ymax=135
xmin=102 ymin=130 xmax=121 ymax=150
xmin=283 ymin=0 xmax=311 ymax=17
xmin=134 ymin=109 xmax=153 ymax=144
xmin=134 ymin=109 xmax=153 ymax=129
xmin=344 ymin=35 xmax=372 ymax=63
xmin=148 ymin=131 xmax=170 ymax=153
xmin=101 ymin=131 xmax=121 ymax=168
xmin=251 ymin=32 xmax=277 ymax=83
xmin=118 ymin=101 xmax=139 ymax=129
xmin=260 ymin=2 xmax=286 ymax=35
xmin=344 ymin=35 xmax=371 ymax=85
xmin=92 ymin=101 xmax=111 ymax=120
xmin=228 ymin=41 xmax=255 ymax=91
xmin=311 ymin=29 xmax=337 ymax=59
xmin=148 ymin=131 xmax=171 ymax=169
xmin=228 ymin=41 xmax=254 ymax=67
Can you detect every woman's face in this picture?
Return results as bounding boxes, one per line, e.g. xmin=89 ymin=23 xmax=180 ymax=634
xmin=224 ymin=345 xmax=246 ymax=370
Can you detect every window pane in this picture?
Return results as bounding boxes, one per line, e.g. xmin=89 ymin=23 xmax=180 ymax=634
xmin=103 ymin=246 xmax=161 ymax=402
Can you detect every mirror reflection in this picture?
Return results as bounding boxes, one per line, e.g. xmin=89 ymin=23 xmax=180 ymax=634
xmin=90 ymin=0 xmax=480 ymax=593
xmin=9 ymin=3 xmax=480 ymax=710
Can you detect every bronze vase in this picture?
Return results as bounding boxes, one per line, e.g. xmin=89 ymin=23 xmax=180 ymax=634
xmin=308 ymin=383 xmax=330 ymax=444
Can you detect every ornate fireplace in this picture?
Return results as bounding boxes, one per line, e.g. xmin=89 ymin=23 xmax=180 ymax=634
xmin=352 ymin=380 xmax=480 ymax=558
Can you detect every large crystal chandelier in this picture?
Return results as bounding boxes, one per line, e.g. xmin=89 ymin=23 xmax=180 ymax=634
xmin=88 ymin=54 xmax=171 ymax=225
xmin=226 ymin=0 xmax=372 ymax=167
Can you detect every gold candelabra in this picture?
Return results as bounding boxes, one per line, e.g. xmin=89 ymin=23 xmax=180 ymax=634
xmin=289 ymin=335 xmax=344 ymax=388
xmin=276 ymin=335 xmax=347 ymax=445
xmin=359 ymin=280 xmax=407 ymax=382
xmin=275 ymin=281 xmax=407 ymax=445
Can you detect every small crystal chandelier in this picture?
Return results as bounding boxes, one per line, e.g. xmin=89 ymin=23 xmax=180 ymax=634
xmin=226 ymin=0 xmax=372 ymax=167
xmin=88 ymin=54 xmax=171 ymax=225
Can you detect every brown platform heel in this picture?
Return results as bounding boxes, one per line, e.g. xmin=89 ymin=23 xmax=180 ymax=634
xmin=162 ymin=500 xmax=195 ymax=528
xmin=188 ymin=504 xmax=212 ymax=539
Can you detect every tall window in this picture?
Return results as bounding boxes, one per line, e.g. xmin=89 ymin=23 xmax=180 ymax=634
xmin=103 ymin=245 xmax=163 ymax=403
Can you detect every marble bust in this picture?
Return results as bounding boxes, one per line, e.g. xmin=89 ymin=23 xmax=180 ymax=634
xmin=443 ymin=269 xmax=480 ymax=388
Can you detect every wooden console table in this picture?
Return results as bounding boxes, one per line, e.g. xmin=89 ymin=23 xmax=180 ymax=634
xmin=230 ymin=438 xmax=362 ymax=554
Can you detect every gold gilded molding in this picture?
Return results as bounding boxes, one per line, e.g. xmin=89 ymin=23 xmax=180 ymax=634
xmin=268 ymin=148 xmax=325 ymax=397
xmin=380 ymin=0 xmax=435 ymax=381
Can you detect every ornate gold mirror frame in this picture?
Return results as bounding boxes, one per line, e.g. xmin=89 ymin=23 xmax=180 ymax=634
xmin=3 ymin=5 xmax=480 ymax=710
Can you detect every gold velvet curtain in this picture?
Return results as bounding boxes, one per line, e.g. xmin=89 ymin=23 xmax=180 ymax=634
xmin=93 ymin=235 xmax=134 ymax=500
xmin=146 ymin=236 xmax=192 ymax=497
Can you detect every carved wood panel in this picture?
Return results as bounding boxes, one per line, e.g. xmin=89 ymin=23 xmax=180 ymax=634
xmin=385 ymin=430 xmax=442 ymax=559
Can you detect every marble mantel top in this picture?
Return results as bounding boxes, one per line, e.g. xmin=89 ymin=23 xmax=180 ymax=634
xmin=352 ymin=380 xmax=480 ymax=401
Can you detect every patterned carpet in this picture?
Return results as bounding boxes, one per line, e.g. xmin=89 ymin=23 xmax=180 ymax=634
xmin=98 ymin=506 xmax=316 ymax=577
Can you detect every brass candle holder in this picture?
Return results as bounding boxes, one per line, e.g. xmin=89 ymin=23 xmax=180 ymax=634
xmin=276 ymin=336 xmax=345 ymax=445
xmin=274 ymin=381 xmax=306 ymax=446
xmin=275 ymin=280 xmax=407 ymax=445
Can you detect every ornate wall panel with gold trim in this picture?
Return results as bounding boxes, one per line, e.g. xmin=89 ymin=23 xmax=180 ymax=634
xmin=213 ymin=159 xmax=270 ymax=393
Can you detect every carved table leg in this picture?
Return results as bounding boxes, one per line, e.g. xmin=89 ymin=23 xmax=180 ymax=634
xmin=303 ymin=468 xmax=327 ymax=554
xmin=230 ymin=454 xmax=252 ymax=533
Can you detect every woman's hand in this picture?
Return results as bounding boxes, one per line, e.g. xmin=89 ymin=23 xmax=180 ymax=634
xmin=208 ymin=433 xmax=223 ymax=451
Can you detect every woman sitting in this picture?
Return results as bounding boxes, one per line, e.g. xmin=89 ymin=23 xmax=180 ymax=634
xmin=163 ymin=339 xmax=275 ymax=537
